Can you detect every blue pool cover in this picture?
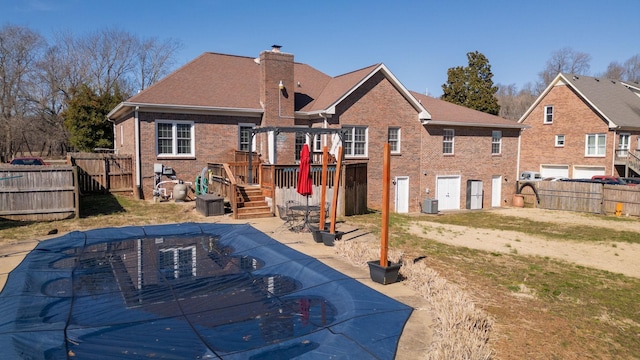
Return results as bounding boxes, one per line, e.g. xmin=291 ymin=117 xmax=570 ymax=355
xmin=0 ymin=223 xmax=412 ymax=359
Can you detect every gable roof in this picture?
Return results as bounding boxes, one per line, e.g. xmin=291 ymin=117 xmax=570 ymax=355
xmin=518 ymin=73 xmax=640 ymax=129
xmin=107 ymin=51 xmax=430 ymax=122
xmin=411 ymin=92 xmax=526 ymax=129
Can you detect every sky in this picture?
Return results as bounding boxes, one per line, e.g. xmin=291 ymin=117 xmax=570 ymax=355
xmin=1 ymin=0 xmax=638 ymax=97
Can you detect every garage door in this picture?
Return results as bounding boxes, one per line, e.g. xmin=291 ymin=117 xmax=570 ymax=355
xmin=437 ymin=176 xmax=461 ymax=211
xmin=573 ymin=166 xmax=605 ymax=179
xmin=540 ymin=165 xmax=569 ymax=178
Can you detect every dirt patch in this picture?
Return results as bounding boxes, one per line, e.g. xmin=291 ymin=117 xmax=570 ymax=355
xmin=409 ymin=207 xmax=640 ymax=278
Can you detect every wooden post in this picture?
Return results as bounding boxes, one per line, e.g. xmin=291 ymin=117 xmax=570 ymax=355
xmin=73 ymin=166 xmax=80 ymax=219
xmin=381 ymin=143 xmax=390 ymax=267
xmin=319 ymin=146 xmax=329 ymax=229
xmin=329 ymin=146 xmax=343 ymax=234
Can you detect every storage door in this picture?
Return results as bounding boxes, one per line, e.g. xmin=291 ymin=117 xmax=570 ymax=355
xmin=436 ymin=176 xmax=461 ymax=210
xmin=491 ymin=175 xmax=502 ymax=207
xmin=394 ymin=176 xmax=409 ymax=213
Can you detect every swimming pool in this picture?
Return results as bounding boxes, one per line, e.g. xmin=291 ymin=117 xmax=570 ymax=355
xmin=0 ymin=223 xmax=412 ymax=359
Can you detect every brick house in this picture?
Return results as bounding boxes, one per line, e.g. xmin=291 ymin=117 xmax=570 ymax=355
xmin=518 ymin=73 xmax=640 ymax=179
xmin=107 ymin=46 xmax=526 ymax=213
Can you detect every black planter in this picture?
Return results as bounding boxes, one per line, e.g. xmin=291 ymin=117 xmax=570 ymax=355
xmin=320 ymin=230 xmax=344 ymax=246
xmin=367 ymin=260 xmax=402 ymax=285
xmin=309 ymin=225 xmax=329 ymax=243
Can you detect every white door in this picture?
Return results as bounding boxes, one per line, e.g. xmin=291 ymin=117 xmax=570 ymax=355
xmin=437 ymin=176 xmax=461 ymax=211
xmin=491 ymin=175 xmax=502 ymax=207
xmin=395 ymin=176 xmax=409 ymax=213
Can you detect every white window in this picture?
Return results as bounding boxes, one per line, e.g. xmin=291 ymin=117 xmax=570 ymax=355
xmin=544 ymin=105 xmax=553 ymax=124
xmin=555 ymin=134 xmax=565 ymax=147
xmin=343 ymin=126 xmax=368 ymax=157
xmin=491 ymin=130 xmax=502 ymax=155
xmin=585 ymin=134 xmax=606 ymax=157
xmin=443 ymin=129 xmax=454 ymax=154
xmin=238 ymin=123 xmax=255 ymax=152
xmin=156 ymin=120 xmax=194 ymax=157
xmin=388 ymin=127 xmax=401 ymax=154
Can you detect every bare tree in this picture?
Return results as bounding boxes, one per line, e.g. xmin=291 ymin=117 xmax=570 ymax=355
xmin=600 ymin=61 xmax=625 ymax=80
xmin=496 ymin=83 xmax=537 ymax=121
xmin=536 ymin=47 xmax=591 ymax=93
xmin=623 ymin=54 xmax=640 ymax=83
xmin=0 ymin=24 xmax=45 ymax=160
xmin=77 ymin=28 xmax=137 ymax=96
xmin=136 ymin=37 xmax=183 ymax=91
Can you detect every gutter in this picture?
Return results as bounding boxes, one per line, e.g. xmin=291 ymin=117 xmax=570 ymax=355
xmin=107 ymin=102 xmax=264 ymax=120
xmin=421 ymin=120 xmax=529 ymax=129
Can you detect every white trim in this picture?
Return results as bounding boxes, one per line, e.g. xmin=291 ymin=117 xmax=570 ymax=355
xmin=543 ymin=105 xmax=554 ymax=124
xmin=555 ymin=134 xmax=565 ymax=147
xmin=155 ymin=119 xmax=195 ymax=157
xmin=585 ymin=133 xmax=606 ymax=157
xmin=342 ymin=126 xmax=369 ymax=158
xmin=491 ymin=130 xmax=502 ymax=155
xmin=388 ymin=127 xmax=401 ymax=154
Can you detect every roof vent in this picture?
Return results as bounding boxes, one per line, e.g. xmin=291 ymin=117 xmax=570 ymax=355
xmin=595 ymin=78 xmax=599 ymax=82
xmin=573 ymin=75 xmax=579 ymax=80
xmin=271 ymin=44 xmax=282 ymax=53
xmin=611 ymin=80 xmax=616 ymax=84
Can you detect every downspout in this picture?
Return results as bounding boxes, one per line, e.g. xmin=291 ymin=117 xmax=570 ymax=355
xmin=517 ymin=129 xmax=522 ymax=180
xmin=135 ymin=106 xmax=142 ymax=198
xmin=611 ymin=129 xmax=617 ymax=176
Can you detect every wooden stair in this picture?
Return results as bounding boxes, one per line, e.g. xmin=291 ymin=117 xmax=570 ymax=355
xmin=235 ymin=185 xmax=274 ymax=219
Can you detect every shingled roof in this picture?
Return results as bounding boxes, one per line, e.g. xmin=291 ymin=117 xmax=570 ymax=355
xmin=519 ymin=73 xmax=640 ymax=129
xmin=411 ymin=92 xmax=525 ymax=129
xmin=109 ymin=50 xmax=521 ymax=129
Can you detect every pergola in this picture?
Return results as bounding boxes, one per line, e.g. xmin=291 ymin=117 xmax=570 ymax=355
xmin=247 ymin=126 xmax=347 ymax=184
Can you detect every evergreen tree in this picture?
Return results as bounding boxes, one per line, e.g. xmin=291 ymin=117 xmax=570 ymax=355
xmin=63 ymin=84 xmax=124 ymax=151
xmin=441 ymin=51 xmax=500 ymax=115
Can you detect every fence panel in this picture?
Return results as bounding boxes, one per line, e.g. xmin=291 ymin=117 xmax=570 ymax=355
xmin=537 ymin=181 xmax=603 ymax=213
xmin=68 ymin=153 xmax=133 ymax=194
xmin=0 ymin=165 xmax=79 ymax=221
xmin=603 ymin=185 xmax=640 ymax=216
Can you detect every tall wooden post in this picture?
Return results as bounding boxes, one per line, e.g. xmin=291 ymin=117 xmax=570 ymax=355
xmin=329 ymin=146 xmax=343 ymax=234
xmin=381 ymin=143 xmax=390 ymax=267
xmin=319 ymin=146 xmax=329 ymax=229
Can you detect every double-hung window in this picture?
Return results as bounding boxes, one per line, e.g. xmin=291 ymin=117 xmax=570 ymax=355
xmin=555 ymin=134 xmax=565 ymax=147
xmin=544 ymin=106 xmax=554 ymax=124
xmin=156 ymin=120 xmax=194 ymax=157
xmin=491 ymin=130 xmax=502 ymax=155
xmin=585 ymin=134 xmax=606 ymax=156
xmin=343 ymin=126 xmax=368 ymax=158
xmin=443 ymin=129 xmax=454 ymax=155
xmin=388 ymin=127 xmax=401 ymax=154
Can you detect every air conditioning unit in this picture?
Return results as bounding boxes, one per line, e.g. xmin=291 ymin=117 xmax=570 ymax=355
xmin=422 ymin=199 xmax=438 ymax=214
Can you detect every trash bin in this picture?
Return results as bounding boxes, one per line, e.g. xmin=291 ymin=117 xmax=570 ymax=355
xmin=196 ymin=195 xmax=224 ymax=216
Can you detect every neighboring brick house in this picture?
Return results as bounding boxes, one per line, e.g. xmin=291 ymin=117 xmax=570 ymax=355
xmin=107 ymin=46 xmax=526 ymax=212
xmin=518 ymin=73 xmax=640 ymax=179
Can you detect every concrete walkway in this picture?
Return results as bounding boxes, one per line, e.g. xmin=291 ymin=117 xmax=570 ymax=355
xmin=0 ymin=215 xmax=433 ymax=359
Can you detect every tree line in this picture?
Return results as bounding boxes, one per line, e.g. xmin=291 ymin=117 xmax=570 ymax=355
xmin=442 ymin=47 xmax=640 ymax=120
xmin=0 ymin=24 xmax=182 ymax=161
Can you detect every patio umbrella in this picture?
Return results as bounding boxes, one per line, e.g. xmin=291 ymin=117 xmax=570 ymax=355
xmin=297 ymin=144 xmax=313 ymax=228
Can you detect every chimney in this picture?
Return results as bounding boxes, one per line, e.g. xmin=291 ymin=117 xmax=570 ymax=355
xmin=259 ymin=46 xmax=296 ymax=161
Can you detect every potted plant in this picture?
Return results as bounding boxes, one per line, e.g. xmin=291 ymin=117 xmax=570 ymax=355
xmin=367 ymin=143 xmax=402 ymax=284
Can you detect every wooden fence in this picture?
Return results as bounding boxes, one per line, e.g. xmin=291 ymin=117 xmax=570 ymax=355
xmin=0 ymin=165 xmax=79 ymax=221
xmin=518 ymin=181 xmax=640 ymax=216
xmin=67 ymin=153 xmax=133 ymax=195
